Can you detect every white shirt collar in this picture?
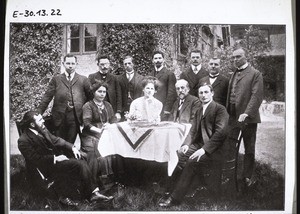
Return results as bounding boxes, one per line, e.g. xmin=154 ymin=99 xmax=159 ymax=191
xmin=155 ymin=65 xmax=164 ymax=72
xmin=65 ymin=71 xmax=75 ymax=81
xmin=191 ymin=64 xmax=202 ymax=71
xmin=202 ymin=99 xmax=212 ymax=114
xmin=238 ymin=62 xmax=249 ymax=70
xmin=29 ymin=128 xmax=39 ymax=135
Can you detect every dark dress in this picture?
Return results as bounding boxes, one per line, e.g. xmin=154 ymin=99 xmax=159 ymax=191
xmin=81 ymin=100 xmax=118 ymax=182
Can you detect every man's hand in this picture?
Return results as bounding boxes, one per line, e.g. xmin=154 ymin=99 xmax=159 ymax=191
xmin=54 ymin=155 xmax=69 ymax=163
xmin=180 ymin=145 xmax=189 ymax=154
xmin=72 ymin=147 xmax=81 ymax=159
xmin=189 ymin=148 xmax=205 ymax=162
xmin=238 ymin=113 xmax=248 ymax=122
xmin=115 ymin=113 xmax=121 ymax=122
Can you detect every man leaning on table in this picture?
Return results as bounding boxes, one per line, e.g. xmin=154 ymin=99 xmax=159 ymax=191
xmin=168 ymin=79 xmax=201 ymax=124
xmin=159 ymin=82 xmax=229 ymax=207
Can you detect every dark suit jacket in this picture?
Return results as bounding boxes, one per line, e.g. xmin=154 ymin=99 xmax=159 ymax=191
xmin=226 ymin=65 xmax=263 ymax=123
xmin=18 ymin=128 xmax=74 ymax=177
xmin=148 ymin=66 xmax=177 ymax=112
xmin=118 ymin=72 xmax=144 ymax=113
xmin=38 ymin=73 xmax=90 ymax=126
xmin=183 ymin=101 xmax=229 ymax=160
xmin=168 ymin=94 xmax=201 ymax=124
xmin=180 ymin=66 xmax=208 ymax=97
xmin=199 ymin=74 xmax=229 ymax=107
xmin=88 ymin=72 xmax=122 ymax=114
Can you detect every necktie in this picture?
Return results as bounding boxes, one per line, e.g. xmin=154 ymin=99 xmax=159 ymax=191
xmin=209 ymin=74 xmax=219 ymax=79
xmin=68 ymin=74 xmax=71 ymax=82
xmin=127 ymin=73 xmax=133 ymax=81
xmin=194 ymin=67 xmax=198 ymax=74
xmin=178 ymin=99 xmax=184 ymax=110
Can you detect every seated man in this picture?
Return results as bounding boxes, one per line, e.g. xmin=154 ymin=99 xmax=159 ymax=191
xmin=159 ymin=83 xmax=229 ymax=207
xmin=168 ymin=79 xmax=201 ymax=124
xmin=18 ymin=111 xmax=113 ymax=206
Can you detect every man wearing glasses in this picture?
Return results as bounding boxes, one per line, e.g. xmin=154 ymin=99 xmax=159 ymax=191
xmin=88 ymin=55 xmax=122 ymax=122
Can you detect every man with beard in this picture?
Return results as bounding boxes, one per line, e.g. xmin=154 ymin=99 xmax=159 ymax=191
xmin=148 ymin=51 xmax=177 ymax=121
xmin=168 ymin=79 xmax=201 ymax=124
xmin=18 ymin=111 xmax=114 ymax=206
xmin=37 ymin=54 xmax=91 ymax=144
xmin=199 ymin=57 xmax=229 ymax=106
xmin=180 ymin=49 xmax=208 ymax=97
xmin=88 ymin=55 xmax=122 ymax=122
xmin=226 ymin=48 xmax=263 ymax=189
xmin=118 ymin=55 xmax=144 ymax=120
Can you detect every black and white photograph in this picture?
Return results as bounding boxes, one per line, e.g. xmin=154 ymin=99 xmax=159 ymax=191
xmin=4 ymin=0 xmax=295 ymax=213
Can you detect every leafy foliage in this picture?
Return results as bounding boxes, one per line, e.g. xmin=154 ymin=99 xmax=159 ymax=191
xmin=98 ymin=24 xmax=176 ymax=76
xmin=9 ymin=23 xmax=63 ymax=121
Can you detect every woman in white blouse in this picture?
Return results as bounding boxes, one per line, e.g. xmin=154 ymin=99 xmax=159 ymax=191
xmin=128 ymin=77 xmax=163 ymax=123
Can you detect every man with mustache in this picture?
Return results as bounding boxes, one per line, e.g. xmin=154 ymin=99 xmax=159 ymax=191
xmin=226 ymin=48 xmax=263 ymax=189
xmin=88 ymin=55 xmax=122 ymax=122
xmin=37 ymin=54 xmax=91 ymax=144
xmin=168 ymin=79 xmax=201 ymax=124
xmin=180 ymin=49 xmax=208 ymax=97
xmin=199 ymin=57 xmax=229 ymax=106
xmin=148 ymin=51 xmax=177 ymax=121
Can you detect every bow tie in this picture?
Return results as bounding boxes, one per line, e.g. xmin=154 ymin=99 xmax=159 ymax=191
xmin=209 ymin=74 xmax=219 ymax=79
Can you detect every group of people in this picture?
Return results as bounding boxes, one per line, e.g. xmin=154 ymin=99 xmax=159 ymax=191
xmin=17 ymin=48 xmax=264 ymax=208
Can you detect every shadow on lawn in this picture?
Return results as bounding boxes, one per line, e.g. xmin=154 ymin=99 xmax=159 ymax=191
xmin=9 ymin=154 xmax=284 ymax=211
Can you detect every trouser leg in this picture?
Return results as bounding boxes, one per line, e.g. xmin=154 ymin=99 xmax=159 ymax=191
xmin=242 ymin=123 xmax=257 ymax=179
xmin=56 ymin=110 xmax=78 ymax=144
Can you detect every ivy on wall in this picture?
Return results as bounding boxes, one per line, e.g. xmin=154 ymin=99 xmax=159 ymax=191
xmin=9 ymin=23 xmax=63 ymax=121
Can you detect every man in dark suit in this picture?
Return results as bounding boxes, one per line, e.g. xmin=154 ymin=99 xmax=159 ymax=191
xmin=148 ymin=51 xmax=177 ymax=121
xmin=226 ymin=48 xmax=263 ymax=188
xmin=168 ymin=79 xmax=201 ymax=124
xmin=159 ymin=83 xmax=229 ymax=207
xmin=118 ymin=55 xmax=144 ymax=120
xmin=38 ymin=54 xmax=91 ymax=144
xmin=199 ymin=57 xmax=229 ymax=106
xmin=180 ymin=49 xmax=208 ymax=97
xmin=18 ymin=111 xmax=113 ymax=206
xmin=88 ymin=55 xmax=122 ymax=122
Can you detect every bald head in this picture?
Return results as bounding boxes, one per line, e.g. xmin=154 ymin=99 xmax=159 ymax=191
xmin=175 ymin=79 xmax=190 ymax=99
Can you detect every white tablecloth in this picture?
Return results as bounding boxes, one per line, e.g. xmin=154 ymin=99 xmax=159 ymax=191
xmin=98 ymin=121 xmax=191 ymax=176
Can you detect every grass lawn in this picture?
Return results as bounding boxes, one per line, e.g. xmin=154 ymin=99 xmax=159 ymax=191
xmin=9 ymin=119 xmax=285 ymax=211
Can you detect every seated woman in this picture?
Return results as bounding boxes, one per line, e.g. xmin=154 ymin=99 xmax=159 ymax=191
xmin=127 ymin=77 xmax=163 ymax=124
xmin=81 ymin=82 xmax=118 ymax=185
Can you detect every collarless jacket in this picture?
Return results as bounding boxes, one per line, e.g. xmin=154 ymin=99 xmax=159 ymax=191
xmin=37 ymin=73 xmax=91 ymax=127
xmin=88 ymin=72 xmax=122 ymax=114
xmin=226 ymin=66 xmax=264 ymax=123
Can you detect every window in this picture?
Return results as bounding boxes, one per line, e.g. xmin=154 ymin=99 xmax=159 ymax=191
xmin=66 ymin=24 xmax=97 ymax=54
xmin=222 ymin=26 xmax=230 ymax=46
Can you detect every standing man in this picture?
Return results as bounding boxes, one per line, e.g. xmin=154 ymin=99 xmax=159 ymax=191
xmin=18 ymin=111 xmax=113 ymax=206
xmin=118 ymin=56 xmax=144 ymax=120
xmin=88 ymin=55 xmax=122 ymax=121
xmin=227 ymin=48 xmax=263 ymax=188
xmin=180 ymin=49 xmax=208 ymax=97
xmin=169 ymin=79 xmax=201 ymax=124
xmin=159 ymin=83 xmax=229 ymax=207
xmin=38 ymin=54 xmax=91 ymax=144
xmin=199 ymin=57 xmax=229 ymax=106
xmin=149 ymin=50 xmax=177 ymax=120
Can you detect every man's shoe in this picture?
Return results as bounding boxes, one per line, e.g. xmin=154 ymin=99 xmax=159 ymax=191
xmin=90 ymin=191 xmax=114 ymax=202
xmin=158 ymin=196 xmax=178 ymax=207
xmin=59 ymin=197 xmax=78 ymax=207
